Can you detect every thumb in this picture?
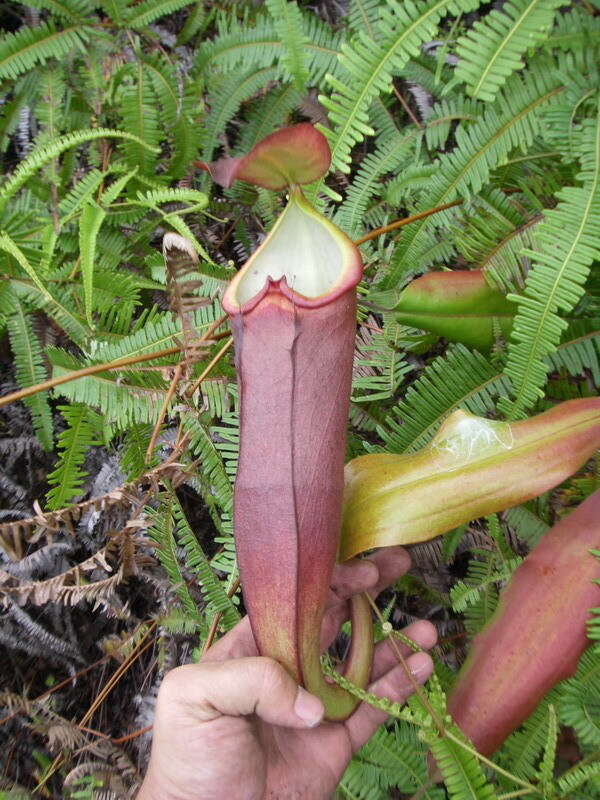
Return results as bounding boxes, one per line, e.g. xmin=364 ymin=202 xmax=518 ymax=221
xmin=158 ymin=657 xmax=325 ymax=729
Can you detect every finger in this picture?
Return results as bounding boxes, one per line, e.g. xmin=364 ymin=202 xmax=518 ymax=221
xmin=201 ymin=616 xmax=257 ymax=663
xmin=321 ymin=547 xmax=412 ymax=649
xmin=344 ymin=652 xmax=434 ymax=751
xmin=371 ymin=620 xmax=438 ymax=681
xmin=204 ymin=547 xmax=412 ymax=663
xmin=366 ymin=546 xmax=411 ymax=599
xmin=329 ymin=558 xmax=379 ymax=603
xmin=329 ymin=547 xmax=411 ymax=606
xmin=159 ymin=657 xmax=324 ymax=729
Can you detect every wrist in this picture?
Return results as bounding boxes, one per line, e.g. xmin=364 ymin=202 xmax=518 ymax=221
xmin=136 ymin=771 xmax=188 ymax=800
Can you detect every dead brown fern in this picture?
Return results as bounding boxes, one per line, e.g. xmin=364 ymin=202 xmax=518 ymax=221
xmin=0 ymin=453 xmax=191 ymax=547
xmin=162 ymin=233 xmax=211 ymax=369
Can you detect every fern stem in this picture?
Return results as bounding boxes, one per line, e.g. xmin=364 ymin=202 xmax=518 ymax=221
xmin=200 ymin=576 xmax=241 ymax=656
xmin=353 ymin=200 xmax=463 ymax=246
xmin=185 ymin=337 xmax=233 ymax=398
xmin=392 ymin=82 xmax=423 ymax=129
xmin=442 ymin=730 xmax=539 ymax=792
xmin=364 ymin=592 xmax=446 ymax=735
xmin=0 ymin=315 xmax=228 ymax=409
xmin=145 ymin=363 xmax=183 ymax=465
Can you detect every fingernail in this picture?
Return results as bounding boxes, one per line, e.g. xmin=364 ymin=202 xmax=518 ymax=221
xmin=409 ymin=653 xmax=433 ymax=681
xmin=294 ymin=687 xmax=324 ymax=727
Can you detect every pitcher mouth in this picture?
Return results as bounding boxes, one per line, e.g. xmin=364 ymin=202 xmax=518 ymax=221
xmin=222 ymin=188 xmax=363 ymax=314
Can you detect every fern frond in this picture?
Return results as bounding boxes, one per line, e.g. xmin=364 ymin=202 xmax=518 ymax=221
xmin=557 ymin=763 xmax=600 ymax=795
xmin=6 ymin=298 xmax=53 ymax=450
xmin=119 ymin=423 xmax=154 ymax=480
xmin=0 ymin=21 xmax=89 ymax=81
xmin=537 ymin=704 xmax=557 ymax=791
xmin=237 ymin=84 xmax=303 ymax=154
xmin=498 ymin=694 xmax=556 ymax=780
xmin=141 ymin=54 xmax=180 ymax=130
xmin=201 ymin=66 xmax=281 ymax=166
xmin=347 ymin=0 xmax=381 ymax=39
xmin=170 ymin=492 xmax=240 ymax=631
xmin=352 ymin=324 xmax=411 ymax=403
xmin=377 ymin=344 xmax=511 ymax=453
xmin=49 ymin=348 xmax=169 ymax=430
xmin=455 ymin=0 xmax=562 ymax=102
xmin=78 ymin=201 xmax=107 ymax=326
xmin=336 ymin=131 xmax=417 ymax=238
xmin=58 ymin=168 xmax=104 ymax=218
xmin=426 ymin=726 xmax=498 ymax=800
xmin=450 ymin=557 xmax=521 ymax=613
xmin=118 ymin=66 xmax=161 ymax=175
xmin=504 ymin=504 xmax=548 ymax=547
xmin=146 ymin=502 xmax=201 ymax=624
xmin=35 ymin=68 xmax=66 ymax=143
xmin=318 ymin=0 xmax=481 ymax=176
xmin=2 ymin=234 xmax=90 ymax=346
xmin=265 ymin=0 xmax=308 ymax=88
xmin=424 ymin=94 xmax=480 ymax=151
xmin=547 ymin=325 xmax=600 ymax=385
xmin=0 ymin=128 xmax=158 ymax=210
xmin=26 ymin=0 xmax=94 ymax=22
xmin=558 ymin=649 xmax=600 ymax=748
xmin=337 ymin=760 xmax=389 ymax=800
xmin=177 ymin=1 xmax=206 ymax=45
xmin=196 ymin=11 xmax=340 ymax=84
xmin=182 ymin=413 xmax=233 ymax=519
xmin=499 ymin=104 xmax=600 ymax=418
xmin=543 ymin=7 xmax=600 ymax=53
xmin=124 ymin=0 xmax=196 ymax=29
xmin=381 ymin=64 xmax=563 ymax=287
xmin=355 ymin=724 xmax=431 ymax=794
xmin=46 ymin=404 xmax=103 ymax=510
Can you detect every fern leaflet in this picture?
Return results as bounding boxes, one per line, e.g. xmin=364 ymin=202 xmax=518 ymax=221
xmin=381 ymin=64 xmax=563 ymax=287
xmin=124 ymin=0 xmax=196 ymax=29
xmin=318 ymin=0 xmax=481 ymax=176
xmin=46 ymin=404 xmax=104 ymax=509
xmin=6 ymin=298 xmax=53 ymax=450
xmin=499 ymin=103 xmax=600 ymax=418
xmin=455 ymin=0 xmax=562 ymax=102
xmin=0 ymin=22 xmax=89 ymax=81
xmin=265 ymin=0 xmax=308 ymax=89
xmin=0 ymin=128 xmax=158 ymax=210
xmin=79 ymin=202 xmax=107 ymax=326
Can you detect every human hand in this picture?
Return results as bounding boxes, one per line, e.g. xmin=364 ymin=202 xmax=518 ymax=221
xmin=137 ymin=546 xmax=437 ymax=800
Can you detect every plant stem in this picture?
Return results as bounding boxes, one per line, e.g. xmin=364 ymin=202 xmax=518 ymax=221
xmin=353 ymin=200 xmax=463 ymax=246
xmin=146 ymin=364 xmax=183 ymax=464
xmin=0 ymin=314 xmax=227 ymax=409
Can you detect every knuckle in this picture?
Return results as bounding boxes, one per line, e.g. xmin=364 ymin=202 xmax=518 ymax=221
xmin=257 ymin=657 xmax=291 ymax=697
xmin=159 ymin=664 xmax=195 ymax=700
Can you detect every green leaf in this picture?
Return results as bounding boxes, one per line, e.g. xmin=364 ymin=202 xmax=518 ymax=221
xmin=6 ymin=298 xmax=53 ymax=450
xmin=318 ymin=0 xmax=482 ymax=177
xmin=0 ymin=128 xmax=159 ymax=211
xmin=455 ymin=0 xmax=563 ymax=102
xmin=426 ymin=727 xmax=498 ymax=800
xmin=0 ymin=22 xmax=89 ymax=81
xmin=79 ymin=201 xmax=107 ymax=326
xmin=499 ymin=102 xmax=600 ymax=418
xmin=46 ymin=404 xmax=103 ymax=509
xmin=124 ymin=0 xmax=196 ymax=29
xmin=265 ymin=0 xmax=308 ymax=89
xmin=1 ymin=233 xmax=90 ymax=347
